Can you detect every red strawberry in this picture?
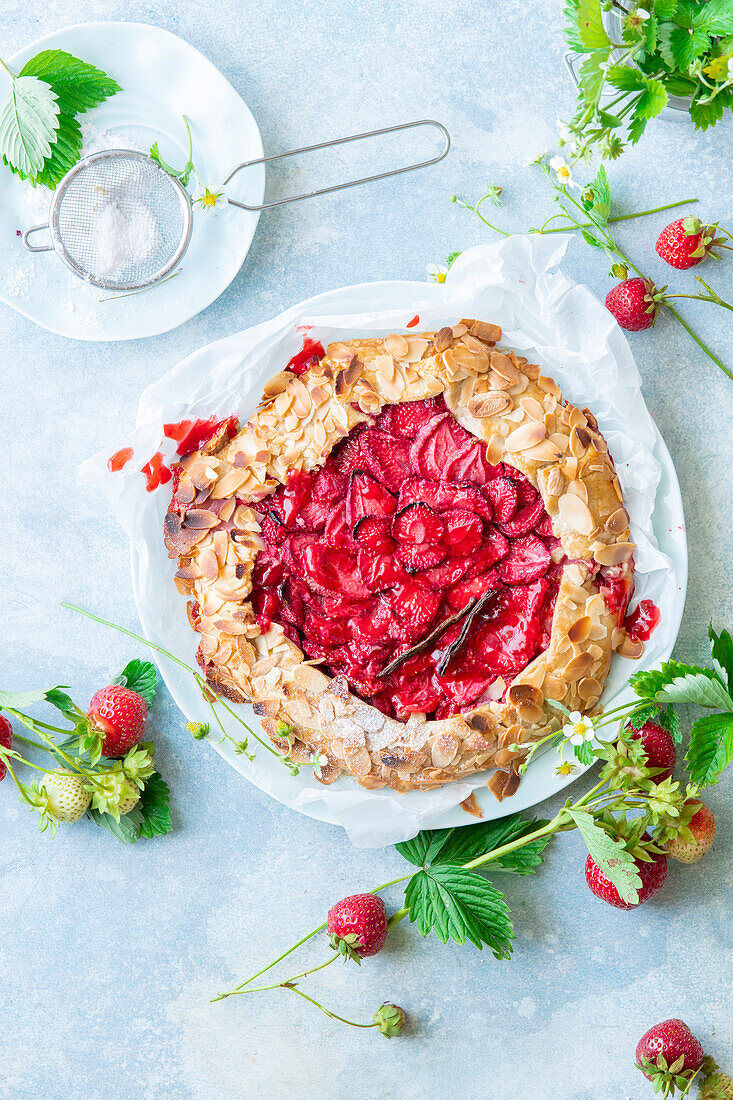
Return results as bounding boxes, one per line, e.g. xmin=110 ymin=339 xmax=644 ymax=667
xmin=485 ymin=476 xmax=517 ymax=523
xmin=88 ymin=685 xmax=148 ymax=758
xmin=442 ymin=510 xmax=483 ymax=552
xmin=358 ymin=430 xmax=412 ymax=490
xmin=626 ymin=719 xmax=676 ymax=782
xmin=635 ymin=1019 xmax=704 ymax=1085
xmin=655 ymin=216 xmax=721 ymax=269
xmin=357 ymin=550 xmax=409 ymax=592
xmin=585 ymin=845 xmax=667 ymax=910
xmin=0 ymin=715 xmax=12 ymax=781
xmin=605 ymin=277 xmax=658 ymax=331
xmin=346 ymin=471 xmax=397 ymax=527
xmin=392 ymin=502 xmax=444 ymax=545
xmin=379 ymin=397 xmax=444 ymax=438
xmin=498 ymin=533 xmax=551 ymax=585
xmin=353 ymin=516 xmax=396 ymax=555
xmin=499 ymin=496 xmax=546 ymax=538
xmin=327 ymin=893 xmax=388 ymax=960
xmin=389 ymin=580 xmax=441 ymax=629
xmin=258 ymin=512 xmax=287 ymax=546
xmin=397 ymin=542 xmax=447 ymax=572
xmin=665 ymin=799 xmax=716 ymax=864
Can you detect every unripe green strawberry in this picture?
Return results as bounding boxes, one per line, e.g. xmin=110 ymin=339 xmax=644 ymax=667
xmin=117 ymin=778 xmax=141 ymax=816
xmin=665 ymin=800 xmax=716 ymax=863
xmin=374 ymin=1002 xmax=407 ymax=1038
xmin=41 ymin=771 xmax=91 ymax=823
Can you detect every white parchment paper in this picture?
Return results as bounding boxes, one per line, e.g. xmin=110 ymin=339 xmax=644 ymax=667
xmin=79 ymin=235 xmax=683 ymax=847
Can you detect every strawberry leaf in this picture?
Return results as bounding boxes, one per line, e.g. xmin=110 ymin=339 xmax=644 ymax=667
xmin=115 ymin=659 xmax=157 ymax=706
xmin=658 ymin=23 xmax=712 ymax=69
xmin=691 ymin=0 xmax=733 ymax=35
xmin=564 ymin=0 xmax=611 ymax=50
xmin=0 ymin=74 xmax=59 ymax=176
xmin=567 ymin=808 xmax=642 ymax=904
xmin=404 ymin=863 xmax=514 ymax=958
xmin=654 ymin=0 xmax=677 ymax=19
xmin=435 ymin=814 xmax=550 ymax=871
xmin=18 ymin=50 xmax=120 ymax=114
xmin=579 ymin=48 xmax=612 ymax=103
xmin=137 ymin=772 xmax=172 ymax=838
xmin=88 ymin=805 xmax=142 ymax=844
xmin=630 ymin=662 xmax=733 ymax=709
xmin=636 ymin=75 xmax=669 ymax=119
xmin=685 ymin=712 xmax=733 ymax=787
xmin=0 ymin=685 xmax=73 ymax=711
xmin=709 ymin=622 xmax=733 ymax=691
xmin=395 ymin=828 xmax=452 ymax=867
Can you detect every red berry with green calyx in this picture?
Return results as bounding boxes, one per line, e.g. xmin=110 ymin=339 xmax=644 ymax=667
xmin=605 ymin=277 xmax=659 ymax=331
xmin=327 ymin=893 xmax=388 ymax=961
xmin=585 ymin=844 xmax=667 ymax=909
xmin=655 ymin=216 xmax=721 ymax=270
xmin=0 ymin=715 xmax=12 ymax=781
xmin=87 ymin=685 xmax=148 ymax=757
xmin=665 ymin=799 xmax=716 ymax=864
xmin=635 ymin=1019 xmax=704 ymax=1088
xmin=627 ymin=719 xmax=676 ymax=782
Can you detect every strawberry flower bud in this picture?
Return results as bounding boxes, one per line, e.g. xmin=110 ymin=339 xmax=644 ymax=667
xmin=374 ymin=1003 xmax=406 ymax=1038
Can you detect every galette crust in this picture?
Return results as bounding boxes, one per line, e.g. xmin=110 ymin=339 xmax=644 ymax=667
xmin=164 ymin=321 xmax=640 ymax=796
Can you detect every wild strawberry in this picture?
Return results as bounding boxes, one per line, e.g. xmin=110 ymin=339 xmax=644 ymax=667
xmin=353 ymin=516 xmax=396 ymax=555
xmin=635 ymin=1019 xmax=704 ymax=1087
xmin=665 ymin=800 xmax=716 ymax=864
xmin=327 ymin=893 xmax=388 ymax=960
xmin=655 ymin=216 xmax=723 ymax=270
xmin=88 ymin=685 xmax=148 ymax=757
xmin=585 ymin=845 xmax=667 ymax=909
xmin=0 ymin=715 xmax=12 ymax=782
xmin=626 ymin=719 xmax=676 ymax=782
xmin=374 ymin=1002 xmax=407 ymax=1038
xmin=41 ymin=771 xmax=91 ymax=823
xmin=605 ymin=277 xmax=659 ymax=331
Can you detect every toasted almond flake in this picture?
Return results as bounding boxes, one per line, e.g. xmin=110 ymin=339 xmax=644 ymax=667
xmin=563 ymin=652 xmax=594 ymax=682
xmin=263 ymin=371 xmax=291 ymax=397
xmin=327 ymin=341 xmax=353 ymax=362
xmin=219 ymin=497 xmax=236 ymax=523
xmin=470 ymin=320 xmax=501 ymax=343
xmin=490 ymin=353 xmax=519 ymax=385
xmin=211 ymin=469 xmax=251 ymax=499
xmin=199 ymin=548 xmax=219 ymax=581
xmin=558 ymin=492 xmax=594 ymax=535
xmin=545 ymin=466 xmax=565 ymax=496
xmin=543 ymin=674 xmax=567 ymax=699
xmin=567 ymin=615 xmax=592 ymax=644
xmin=507 ymin=684 xmax=544 ymax=709
xmin=385 ymin=334 xmax=409 ymax=358
xmin=523 ymin=362 xmax=540 ymax=380
xmin=405 ymin=337 xmax=429 ymax=363
xmin=612 ymin=477 xmax=623 ymax=501
xmin=486 ymin=434 xmax=505 ymax=463
xmin=523 ymin=440 xmax=563 ymax=464
xmin=604 ymin=507 xmax=629 ymax=535
xmin=433 ymin=326 xmax=454 ymax=353
xmin=519 ymin=395 xmax=545 ymax=421
xmin=548 ymin=431 xmax=569 ymax=453
xmin=618 ymin=634 xmax=644 ymax=659
xmin=594 ymin=541 xmax=635 ymax=567
xmin=183 ymin=509 xmax=219 ymax=530
xmin=537 ymin=375 xmax=561 ymax=398
xmin=467 ymin=392 xmax=511 ymax=418
xmin=451 ymin=322 xmax=468 ymax=338
xmin=504 ymin=421 xmax=547 ymax=452
xmin=566 ymin=479 xmax=588 ymax=503
xmin=485 ymin=369 xmax=514 ymax=391
xmin=550 ymin=544 xmax=564 ymax=564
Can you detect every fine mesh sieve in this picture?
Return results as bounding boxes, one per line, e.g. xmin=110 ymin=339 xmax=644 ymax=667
xmin=22 ymin=150 xmax=193 ymax=292
xmin=22 ymin=121 xmax=450 ymax=292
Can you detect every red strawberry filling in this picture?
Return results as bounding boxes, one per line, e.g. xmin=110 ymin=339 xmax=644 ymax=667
xmin=250 ymin=395 xmax=565 ymax=721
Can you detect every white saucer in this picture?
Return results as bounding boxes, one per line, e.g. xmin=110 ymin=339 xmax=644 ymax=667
xmin=0 ymin=21 xmax=264 ymax=341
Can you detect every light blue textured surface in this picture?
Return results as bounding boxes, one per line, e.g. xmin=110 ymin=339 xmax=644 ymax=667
xmin=1 ymin=4 xmax=732 ymax=1098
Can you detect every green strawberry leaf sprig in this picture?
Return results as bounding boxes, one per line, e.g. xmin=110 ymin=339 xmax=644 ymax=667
xmin=0 ymin=659 xmax=170 ymax=844
xmin=210 ymin=621 xmax=733 ymax=1034
xmin=563 ymin=0 xmax=733 ymax=162
xmin=0 ymin=50 xmax=119 ymax=188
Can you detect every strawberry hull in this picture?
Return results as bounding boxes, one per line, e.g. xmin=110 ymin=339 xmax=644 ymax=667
xmin=250 ymin=396 xmax=565 ymax=721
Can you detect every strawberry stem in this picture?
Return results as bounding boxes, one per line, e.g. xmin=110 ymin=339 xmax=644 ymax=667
xmin=536 ymin=197 xmax=698 ymax=236
xmin=280 ymin=985 xmax=379 ymax=1028
xmin=662 ymin=303 xmax=733 ymax=380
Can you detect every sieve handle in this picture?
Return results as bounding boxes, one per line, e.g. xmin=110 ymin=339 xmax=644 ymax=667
xmin=22 ymin=224 xmax=54 ymax=253
xmin=223 ymin=119 xmax=450 ymax=211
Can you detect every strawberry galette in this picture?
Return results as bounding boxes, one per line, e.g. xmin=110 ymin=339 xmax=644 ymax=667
xmin=164 ymin=321 xmax=644 ymax=799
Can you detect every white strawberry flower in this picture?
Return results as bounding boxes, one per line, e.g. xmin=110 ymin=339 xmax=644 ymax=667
xmin=427 ymin=263 xmax=448 ymax=284
xmin=557 ymin=119 xmax=574 ymax=143
xmin=525 ymin=149 xmax=547 ymax=167
xmin=634 ymin=6 xmax=650 ymax=19
xmin=563 ymin=711 xmax=596 ymax=746
xmin=549 ymin=156 xmax=578 ymax=189
xmin=313 ymin=753 xmax=329 ymax=777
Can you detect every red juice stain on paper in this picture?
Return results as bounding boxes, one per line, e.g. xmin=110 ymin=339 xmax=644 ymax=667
xmin=625 ymin=599 xmax=660 ymax=643
xmin=163 ymin=416 xmax=238 ymax=457
xmin=141 ymin=452 xmax=172 ymax=492
xmin=406 ymin=315 xmax=420 ymax=328
xmin=107 ymin=447 xmax=133 ymax=473
xmin=286 ymin=337 xmax=325 ymax=376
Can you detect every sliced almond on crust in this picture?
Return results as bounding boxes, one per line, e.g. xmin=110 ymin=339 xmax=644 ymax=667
xmin=470 ymin=320 xmax=502 ymax=344
xmin=466 ymin=392 xmax=511 ymax=418
xmin=604 ymin=507 xmax=629 ymax=535
xmin=558 ymin=493 xmax=594 ymax=535
xmin=385 ymin=334 xmax=409 ymax=359
xmin=433 ymin=326 xmax=454 ymax=353
xmin=327 ymin=341 xmax=354 ymax=362
xmin=489 ymin=353 xmax=519 ymax=385
xmin=594 ymin=542 xmax=635 ymax=567
xmin=567 ymin=615 xmax=592 ymax=644
xmin=504 ymin=421 xmax=547 ymax=452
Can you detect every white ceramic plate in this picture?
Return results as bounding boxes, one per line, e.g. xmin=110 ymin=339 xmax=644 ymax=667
xmin=126 ymin=277 xmax=688 ymax=834
xmin=0 ymin=21 xmax=264 ymax=341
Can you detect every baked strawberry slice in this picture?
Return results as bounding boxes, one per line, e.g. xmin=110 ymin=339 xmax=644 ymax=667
xmin=357 ymin=549 xmax=410 ymax=592
xmin=358 ymin=430 xmax=412 ymax=490
xmin=301 ymin=544 xmax=372 ymax=598
xmin=392 ymin=502 xmax=444 ymax=545
xmin=515 ymin=476 xmax=539 ymax=506
xmin=398 ymin=477 xmax=493 ymax=520
xmin=422 ymin=554 xmax=474 ymax=587
xmin=311 ymin=466 xmax=349 ymax=505
xmin=378 ymin=396 xmax=445 ymax=438
xmin=323 ymin=500 xmax=352 ymax=548
xmin=498 ymin=534 xmax=551 ymax=585
xmin=388 ymin=580 xmax=441 ymax=628
xmin=333 ymin=426 xmax=368 ymax=475
xmin=353 ymin=516 xmax=396 ymax=555
xmin=297 ymin=498 xmax=335 ymax=530
xmin=534 ymin=515 xmax=555 ymax=538
xmin=346 ymin=471 xmax=397 ymax=527
xmin=410 ymin=414 xmax=489 ymax=486
xmin=396 ymin=542 xmax=447 ymax=573
xmin=485 ymin=476 xmax=518 ymax=523
xmin=442 ymin=510 xmax=484 ymax=552
xmin=446 ymin=571 xmax=500 ymax=610
xmin=499 ymin=495 xmax=546 ymax=538
xmin=444 ymin=438 xmax=494 ymax=486
xmin=464 ymin=529 xmax=510 ymax=575
xmin=257 ymin=512 xmax=287 ymax=546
